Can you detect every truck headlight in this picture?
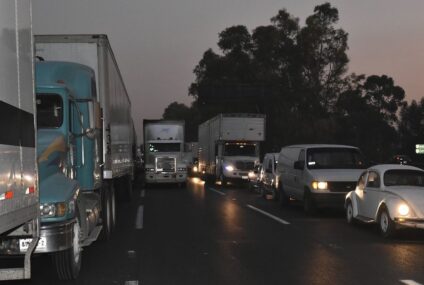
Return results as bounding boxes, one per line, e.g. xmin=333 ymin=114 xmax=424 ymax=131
xmin=193 ymin=166 xmax=198 ymax=172
xmin=40 ymin=202 xmax=67 ymax=218
xmin=398 ymin=203 xmax=410 ymax=216
xmin=312 ymin=181 xmax=328 ymax=190
xmin=225 ymin=165 xmax=234 ymax=172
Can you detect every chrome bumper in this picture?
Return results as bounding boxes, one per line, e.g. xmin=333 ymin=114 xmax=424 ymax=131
xmin=146 ymin=172 xmax=187 ymax=183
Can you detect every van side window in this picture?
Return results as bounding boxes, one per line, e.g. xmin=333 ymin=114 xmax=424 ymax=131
xmin=366 ymin=171 xmax=380 ymax=188
xmin=358 ymin=172 xmax=367 ymax=190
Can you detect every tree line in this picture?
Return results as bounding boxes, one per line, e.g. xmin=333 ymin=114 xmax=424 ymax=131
xmin=162 ymin=3 xmax=424 ymax=164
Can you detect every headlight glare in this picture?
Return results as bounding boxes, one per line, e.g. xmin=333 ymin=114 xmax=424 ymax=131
xmin=398 ymin=203 xmax=410 ymax=216
xmin=312 ymin=181 xmax=328 ymax=190
xmin=225 ymin=165 xmax=234 ymax=172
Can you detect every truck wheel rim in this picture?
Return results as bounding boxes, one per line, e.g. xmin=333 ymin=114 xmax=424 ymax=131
xmin=380 ymin=212 xmax=389 ymax=232
xmin=73 ymin=220 xmax=81 ymax=264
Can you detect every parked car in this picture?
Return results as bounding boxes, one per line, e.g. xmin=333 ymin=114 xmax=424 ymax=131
xmin=248 ymin=164 xmax=263 ymax=192
xmin=260 ymin=153 xmax=279 ymax=198
xmin=276 ymin=144 xmax=366 ymax=213
xmin=345 ymin=164 xmax=424 ymax=238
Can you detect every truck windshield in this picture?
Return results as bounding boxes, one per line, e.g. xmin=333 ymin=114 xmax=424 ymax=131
xmin=36 ymin=94 xmax=63 ymax=128
xmin=149 ymin=143 xmax=180 ymax=152
xmin=384 ymin=170 xmax=424 ymax=187
xmin=224 ymin=143 xmax=256 ymax=156
xmin=306 ymin=148 xmax=364 ymax=169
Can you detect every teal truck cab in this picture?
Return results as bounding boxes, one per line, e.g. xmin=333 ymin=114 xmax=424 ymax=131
xmin=34 ymin=61 xmax=111 ymax=280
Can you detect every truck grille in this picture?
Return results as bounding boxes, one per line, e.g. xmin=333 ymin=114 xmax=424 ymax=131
xmin=156 ymin=157 xmax=176 ymax=173
xmin=327 ymin=182 xmax=356 ymax=192
xmin=235 ymin=161 xmax=255 ymax=171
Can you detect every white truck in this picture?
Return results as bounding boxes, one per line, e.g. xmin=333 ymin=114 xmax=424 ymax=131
xmin=198 ymin=114 xmax=265 ymax=185
xmin=34 ymin=34 xmax=136 ymax=200
xmin=0 ymin=0 xmax=39 ymax=280
xmin=143 ymin=120 xmax=187 ymax=185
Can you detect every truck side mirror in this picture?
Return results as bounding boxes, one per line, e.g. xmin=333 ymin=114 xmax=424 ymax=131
xmin=85 ymin=128 xmax=96 ymax=139
xmin=294 ymin=160 xmax=304 ymax=170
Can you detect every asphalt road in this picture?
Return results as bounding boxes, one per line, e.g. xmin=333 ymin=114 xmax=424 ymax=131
xmin=4 ymin=178 xmax=424 ymax=285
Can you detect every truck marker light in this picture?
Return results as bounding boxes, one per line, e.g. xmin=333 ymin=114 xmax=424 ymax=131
xmin=25 ymin=186 xmax=35 ymax=194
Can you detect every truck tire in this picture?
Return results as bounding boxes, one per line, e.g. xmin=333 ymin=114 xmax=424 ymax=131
xmin=53 ymin=218 xmax=82 ymax=280
xmin=99 ymin=182 xmax=113 ymax=241
xmin=117 ymin=175 xmax=133 ymax=202
xmin=303 ymin=189 xmax=316 ymax=215
xmin=219 ymin=172 xmax=227 ymax=187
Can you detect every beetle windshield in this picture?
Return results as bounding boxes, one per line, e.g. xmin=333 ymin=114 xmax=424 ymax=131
xmin=384 ymin=170 xmax=424 ymax=187
xmin=306 ymin=147 xmax=365 ymax=169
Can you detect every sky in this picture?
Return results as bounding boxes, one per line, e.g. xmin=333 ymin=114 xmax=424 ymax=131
xmin=32 ymin=0 xmax=424 ymax=140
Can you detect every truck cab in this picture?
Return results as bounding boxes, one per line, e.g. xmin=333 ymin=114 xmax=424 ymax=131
xmin=33 ymin=61 xmax=104 ymax=280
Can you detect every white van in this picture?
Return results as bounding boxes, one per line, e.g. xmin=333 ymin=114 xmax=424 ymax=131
xmin=276 ymin=144 xmax=366 ymax=213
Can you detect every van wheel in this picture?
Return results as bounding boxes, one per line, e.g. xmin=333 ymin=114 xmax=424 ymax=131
xmin=379 ymin=207 xmax=395 ymax=238
xmin=303 ymin=189 xmax=316 ymax=215
xmin=278 ymin=185 xmax=289 ymax=206
xmin=53 ymin=218 xmax=82 ymax=280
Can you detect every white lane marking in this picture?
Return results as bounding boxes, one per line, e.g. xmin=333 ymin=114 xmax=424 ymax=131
xmin=246 ymin=204 xmax=290 ymax=225
xmin=125 ymin=281 xmax=139 ymax=285
xmin=400 ymin=280 xmax=423 ymax=285
xmin=209 ymin=187 xmax=226 ymax=196
xmin=140 ymin=189 xmax=145 ymax=198
xmin=135 ymin=205 xmax=144 ymax=229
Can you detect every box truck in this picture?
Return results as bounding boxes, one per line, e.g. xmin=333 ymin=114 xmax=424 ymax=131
xmin=144 ymin=120 xmax=187 ymax=185
xmin=1 ymin=34 xmax=134 ymax=280
xmin=198 ymin=114 xmax=265 ymax=185
xmin=0 ymin=0 xmax=39 ymax=280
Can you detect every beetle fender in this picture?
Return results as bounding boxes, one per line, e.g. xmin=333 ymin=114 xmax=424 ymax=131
xmin=345 ymin=191 xmax=360 ymax=218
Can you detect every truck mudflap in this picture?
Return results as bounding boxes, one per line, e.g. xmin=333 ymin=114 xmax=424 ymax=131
xmin=0 ymin=219 xmax=75 ymax=255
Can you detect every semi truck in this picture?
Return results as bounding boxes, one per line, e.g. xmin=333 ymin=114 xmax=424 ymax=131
xmin=0 ymin=35 xmax=134 ymax=280
xmin=143 ymin=120 xmax=187 ymax=185
xmin=0 ymin=0 xmax=39 ymax=280
xmin=198 ymin=114 xmax=265 ymax=186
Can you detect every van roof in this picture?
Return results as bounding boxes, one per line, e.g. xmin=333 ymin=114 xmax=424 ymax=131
xmin=282 ymin=144 xmax=358 ymax=149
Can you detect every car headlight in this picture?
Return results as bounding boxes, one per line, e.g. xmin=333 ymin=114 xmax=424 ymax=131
xmin=40 ymin=202 xmax=67 ymax=218
xmin=225 ymin=165 xmax=234 ymax=172
xmin=193 ymin=166 xmax=198 ymax=172
xmin=312 ymin=181 xmax=328 ymax=190
xmin=398 ymin=203 xmax=410 ymax=216
xmin=248 ymin=171 xmax=255 ymax=179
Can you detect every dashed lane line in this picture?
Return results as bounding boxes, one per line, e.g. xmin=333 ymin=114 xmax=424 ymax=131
xmin=400 ymin=280 xmax=423 ymax=285
xmin=246 ymin=204 xmax=290 ymax=225
xmin=208 ymin=187 xmax=226 ymax=196
xmin=135 ymin=205 xmax=144 ymax=230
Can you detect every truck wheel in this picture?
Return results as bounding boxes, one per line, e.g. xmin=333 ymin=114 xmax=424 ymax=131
xmin=220 ymin=173 xmax=227 ymax=187
xmin=303 ymin=189 xmax=316 ymax=215
xmin=110 ymin=183 xmax=116 ymax=232
xmin=99 ymin=182 xmax=112 ymax=241
xmin=378 ymin=207 xmax=395 ymax=238
xmin=53 ymin=218 xmax=82 ymax=280
xmin=278 ymin=185 xmax=289 ymax=207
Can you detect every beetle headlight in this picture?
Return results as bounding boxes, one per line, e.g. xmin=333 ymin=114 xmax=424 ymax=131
xmin=398 ymin=203 xmax=410 ymax=216
xmin=312 ymin=181 xmax=328 ymax=190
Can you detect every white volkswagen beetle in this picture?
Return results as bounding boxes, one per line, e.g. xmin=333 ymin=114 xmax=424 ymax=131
xmin=345 ymin=164 xmax=424 ymax=237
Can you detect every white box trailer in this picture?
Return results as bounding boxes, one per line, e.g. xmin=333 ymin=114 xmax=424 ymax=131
xmin=0 ymin=0 xmax=39 ymax=280
xmin=198 ymin=113 xmax=265 ymax=185
xmin=34 ymin=34 xmax=135 ymax=186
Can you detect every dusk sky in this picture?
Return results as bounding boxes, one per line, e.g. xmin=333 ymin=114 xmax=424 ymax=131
xmin=32 ymin=0 xmax=424 ymax=139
